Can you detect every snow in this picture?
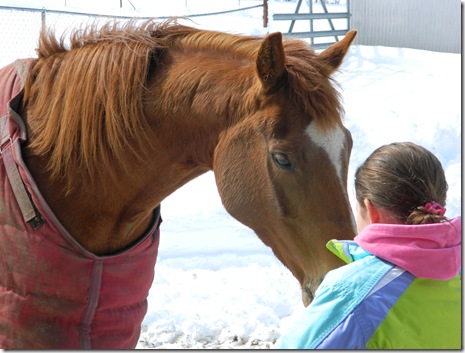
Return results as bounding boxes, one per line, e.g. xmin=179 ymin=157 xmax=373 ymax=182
xmin=0 ymin=0 xmax=461 ymax=349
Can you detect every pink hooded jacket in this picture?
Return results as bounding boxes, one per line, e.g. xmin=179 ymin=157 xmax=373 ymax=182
xmin=355 ymin=217 xmax=461 ymax=280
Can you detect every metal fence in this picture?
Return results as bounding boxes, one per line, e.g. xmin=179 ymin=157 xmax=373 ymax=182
xmin=272 ymin=0 xmax=350 ymax=49
xmin=0 ymin=3 xmax=266 ymax=67
xmin=2 ymin=0 xmax=458 ymax=67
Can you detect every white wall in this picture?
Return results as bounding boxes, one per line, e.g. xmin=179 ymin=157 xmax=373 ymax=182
xmin=350 ymin=0 xmax=461 ymax=53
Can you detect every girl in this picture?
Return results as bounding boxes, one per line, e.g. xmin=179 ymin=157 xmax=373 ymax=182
xmin=274 ymin=142 xmax=461 ymax=349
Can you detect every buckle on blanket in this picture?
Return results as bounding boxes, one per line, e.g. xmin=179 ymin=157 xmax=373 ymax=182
xmin=29 ymin=212 xmax=46 ymax=229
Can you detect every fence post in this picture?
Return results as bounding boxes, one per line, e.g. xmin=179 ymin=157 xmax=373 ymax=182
xmin=263 ymin=0 xmax=268 ymax=28
xmin=41 ymin=8 xmax=46 ymax=32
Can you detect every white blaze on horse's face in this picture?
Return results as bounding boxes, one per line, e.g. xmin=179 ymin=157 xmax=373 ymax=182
xmin=305 ymin=121 xmax=346 ymax=188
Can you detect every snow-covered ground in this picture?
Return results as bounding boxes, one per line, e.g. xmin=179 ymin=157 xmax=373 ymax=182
xmin=0 ymin=0 xmax=461 ymax=349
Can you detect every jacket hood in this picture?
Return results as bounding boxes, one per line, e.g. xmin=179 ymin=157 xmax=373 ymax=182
xmin=353 ymin=217 xmax=461 ymax=280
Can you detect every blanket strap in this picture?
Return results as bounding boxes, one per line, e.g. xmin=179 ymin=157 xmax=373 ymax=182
xmin=0 ymin=114 xmax=40 ymax=226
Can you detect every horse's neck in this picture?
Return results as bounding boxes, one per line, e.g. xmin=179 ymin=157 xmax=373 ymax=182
xmin=23 ymin=143 xmax=210 ymax=255
xmin=151 ymin=48 xmax=257 ymax=133
xmin=23 ymin=110 xmax=213 ymax=256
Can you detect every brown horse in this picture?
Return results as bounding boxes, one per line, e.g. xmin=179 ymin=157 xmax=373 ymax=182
xmin=0 ymin=20 xmax=356 ymax=348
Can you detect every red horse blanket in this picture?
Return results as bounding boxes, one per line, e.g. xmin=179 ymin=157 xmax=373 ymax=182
xmin=0 ymin=60 xmax=161 ymax=349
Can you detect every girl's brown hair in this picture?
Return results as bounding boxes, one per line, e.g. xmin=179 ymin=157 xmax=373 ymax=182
xmin=355 ymin=142 xmax=448 ymax=224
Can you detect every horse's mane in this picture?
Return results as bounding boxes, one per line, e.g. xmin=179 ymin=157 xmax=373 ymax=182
xmin=23 ymin=20 xmax=342 ymax=190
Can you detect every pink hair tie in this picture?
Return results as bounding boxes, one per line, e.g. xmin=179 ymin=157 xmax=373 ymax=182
xmin=424 ymin=201 xmax=446 ymax=216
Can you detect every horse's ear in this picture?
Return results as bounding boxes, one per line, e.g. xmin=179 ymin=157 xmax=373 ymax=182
xmin=256 ymin=32 xmax=287 ymax=93
xmin=318 ymin=30 xmax=357 ymax=74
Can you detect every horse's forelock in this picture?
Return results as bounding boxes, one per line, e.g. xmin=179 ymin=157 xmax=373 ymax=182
xmin=283 ymin=41 xmax=343 ymax=132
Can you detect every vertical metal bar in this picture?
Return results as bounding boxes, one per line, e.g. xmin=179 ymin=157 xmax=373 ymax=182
xmin=347 ymin=0 xmax=351 ymax=30
xmin=309 ymin=0 xmax=314 ymax=45
xmin=263 ymin=0 xmax=268 ymax=28
xmin=41 ymin=8 xmax=46 ymax=32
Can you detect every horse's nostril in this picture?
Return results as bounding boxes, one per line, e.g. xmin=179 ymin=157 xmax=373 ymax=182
xmin=303 ymin=277 xmax=325 ymax=306
xmin=305 ymin=285 xmax=314 ymax=303
xmin=302 ymin=285 xmax=314 ymax=307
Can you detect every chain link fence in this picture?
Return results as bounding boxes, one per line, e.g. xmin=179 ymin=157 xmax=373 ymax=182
xmin=0 ymin=2 xmax=266 ymax=67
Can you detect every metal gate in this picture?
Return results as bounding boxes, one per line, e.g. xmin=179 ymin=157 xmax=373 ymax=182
xmin=272 ymin=0 xmax=351 ymax=49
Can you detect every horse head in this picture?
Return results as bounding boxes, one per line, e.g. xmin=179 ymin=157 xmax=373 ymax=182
xmin=213 ymin=31 xmax=357 ymax=305
xmin=21 ymin=21 xmax=356 ymax=306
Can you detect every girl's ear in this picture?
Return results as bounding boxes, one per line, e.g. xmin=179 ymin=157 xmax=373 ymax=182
xmin=364 ymin=198 xmax=381 ymax=224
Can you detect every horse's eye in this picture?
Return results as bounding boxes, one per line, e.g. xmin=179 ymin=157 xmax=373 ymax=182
xmin=272 ymin=152 xmax=293 ymax=169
